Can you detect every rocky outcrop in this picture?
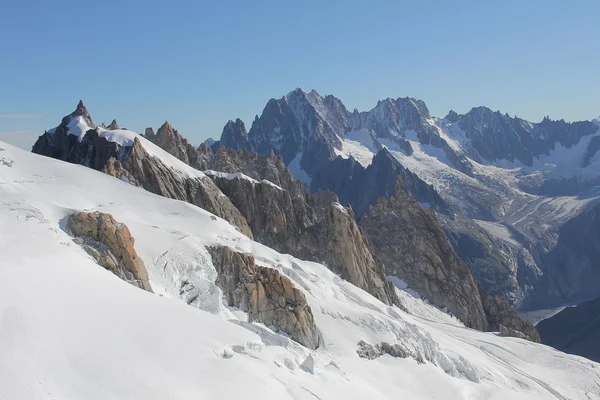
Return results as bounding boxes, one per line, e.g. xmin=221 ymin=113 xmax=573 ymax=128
xmin=208 ymin=246 xmax=320 ymax=349
xmin=479 ymin=286 xmax=540 ymax=342
xmin=359 ymin=178 xmax=538 ymax=340
xmin=66 ymin=211 xmax=152 ymax=292
xmin=217 ymin=118 xmax=251 ymax=151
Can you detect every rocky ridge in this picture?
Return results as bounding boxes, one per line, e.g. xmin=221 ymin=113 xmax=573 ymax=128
xmin=32 ymin=103 xmax=252 ymax=238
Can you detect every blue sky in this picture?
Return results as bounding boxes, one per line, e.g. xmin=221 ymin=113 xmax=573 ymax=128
xmin=1 ymin=0 xmax=599 ymax=149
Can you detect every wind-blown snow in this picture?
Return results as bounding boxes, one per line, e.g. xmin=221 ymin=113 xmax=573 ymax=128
xmin=204 ymin=170 xmax=284 ymax=191
xmin=1 ymin=141 xmax=599 ymax=399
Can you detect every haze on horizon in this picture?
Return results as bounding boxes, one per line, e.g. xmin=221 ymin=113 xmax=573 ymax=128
xmin=1 ymin=0 xmax=599 ymax=150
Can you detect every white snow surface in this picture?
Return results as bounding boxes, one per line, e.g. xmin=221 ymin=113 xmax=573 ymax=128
xmin=287 ymin=152 xmax=312 ymax=187
xmin=204 ymin=169 xmax=259 ymax=183
xmin=203 ymin=170 xmax=284 ymax=191
xmin=334 ymin=130 xmax=377 ymax=167
xmin=1 ymin=141 xmax=599 ymax=399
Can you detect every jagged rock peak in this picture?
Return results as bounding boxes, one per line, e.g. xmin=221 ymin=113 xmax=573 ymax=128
xmin=223 ymin=118 xmax=247 ymax=134
xmin=144 ymin=127 xmax=155 ymax=140
xmin=220 ymin=118 xmax=250 ymax=151
xmin=107 ymin=119 xmax=119 ymax=130
xmin=158 ymin=120 xmax=174 ymax=134
xmin=445 ymin=110 xmax=460 ymax=122
xmin=70 ymin=100 xmax=94 ymax=127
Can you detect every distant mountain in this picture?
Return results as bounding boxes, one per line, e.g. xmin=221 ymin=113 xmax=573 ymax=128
xmin=537 ymin=296 xmax=600 ymax=362
xmin=215 ymin=88 xmax=600 ymax=311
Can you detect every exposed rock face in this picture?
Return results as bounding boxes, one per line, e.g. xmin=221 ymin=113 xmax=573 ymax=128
xmin=67 ymin=212 xmax=152 ymax=292
xmin=359 ymin=178 xmax=538 ymax=341
xmin=32 ymin=103 xmax=252 ymax=238
xmin=106 ymin=119 xmax=120 ymax=130
xmin=206 ymin=167 xmax=398 ymax=307
xmin=479 ymin=286 xmax=540 ymax=342
xmin=454 ymin=109 xmax=598 ymax=167
xmin=150 ymin=121 xmax=199 ymax=166
xmin=208 ymin=246 xmax=320 ymax=350
xmin=359 ymin=178 xmax=488 ymax=330
xmin=312 ymin=147 xmax=449 ymax=217
xmin=217 ymin=119 xmax=251 ymax=151
xmin=537 ymin=295 xmax=600 ymax=362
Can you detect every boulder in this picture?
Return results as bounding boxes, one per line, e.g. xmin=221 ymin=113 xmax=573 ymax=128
xmin=67 ymin=211 xmax=152 ymax=292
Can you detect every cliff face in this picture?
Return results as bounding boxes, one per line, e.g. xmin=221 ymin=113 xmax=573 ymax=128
xmin=359 ymin=178 xmax=538 ymax=341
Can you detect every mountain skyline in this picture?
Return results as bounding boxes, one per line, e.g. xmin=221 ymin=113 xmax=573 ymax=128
xmin=3 ymin=88 xmax=600 ymax=151
xmin=2 ymin=0 xmax=599 ymax=149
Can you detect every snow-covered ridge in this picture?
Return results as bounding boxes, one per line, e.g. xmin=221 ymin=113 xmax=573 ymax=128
xmin=204 ymin=170 xmax=284 ymax=190
xmin=1 ymin=141 xmax=599 ymax=399
xmin=50 ymin=115 xmax=206 ymax=180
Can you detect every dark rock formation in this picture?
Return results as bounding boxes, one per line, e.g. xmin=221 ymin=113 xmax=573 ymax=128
xmin=479 ymin=286 xmax=540 ymax=342
xmin=67 ymin=211 xmax=152 ymax=292
xmin=218 ymin=119 xmax=251 ymax=151
xmin=208 ymin=246 xmax=320 ymax=349
xmin=537 ymin=296 xmax=600 ymax=362
xmin=311 ymin=147 xmax=449 ymax=217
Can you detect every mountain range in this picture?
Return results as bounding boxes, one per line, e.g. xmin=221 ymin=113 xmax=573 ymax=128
xmin=208 ymin=88 xmax=600 ymax=314
xmin=1 ymin=91 xmax=598 ymax=398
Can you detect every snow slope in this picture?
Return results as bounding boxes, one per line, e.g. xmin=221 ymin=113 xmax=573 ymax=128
xmin=1 ymin=141 xmax=599 ymax=399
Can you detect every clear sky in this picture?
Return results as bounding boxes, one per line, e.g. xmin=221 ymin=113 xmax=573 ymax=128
xmin=1 ymin=0 xmax=599 ymax=149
